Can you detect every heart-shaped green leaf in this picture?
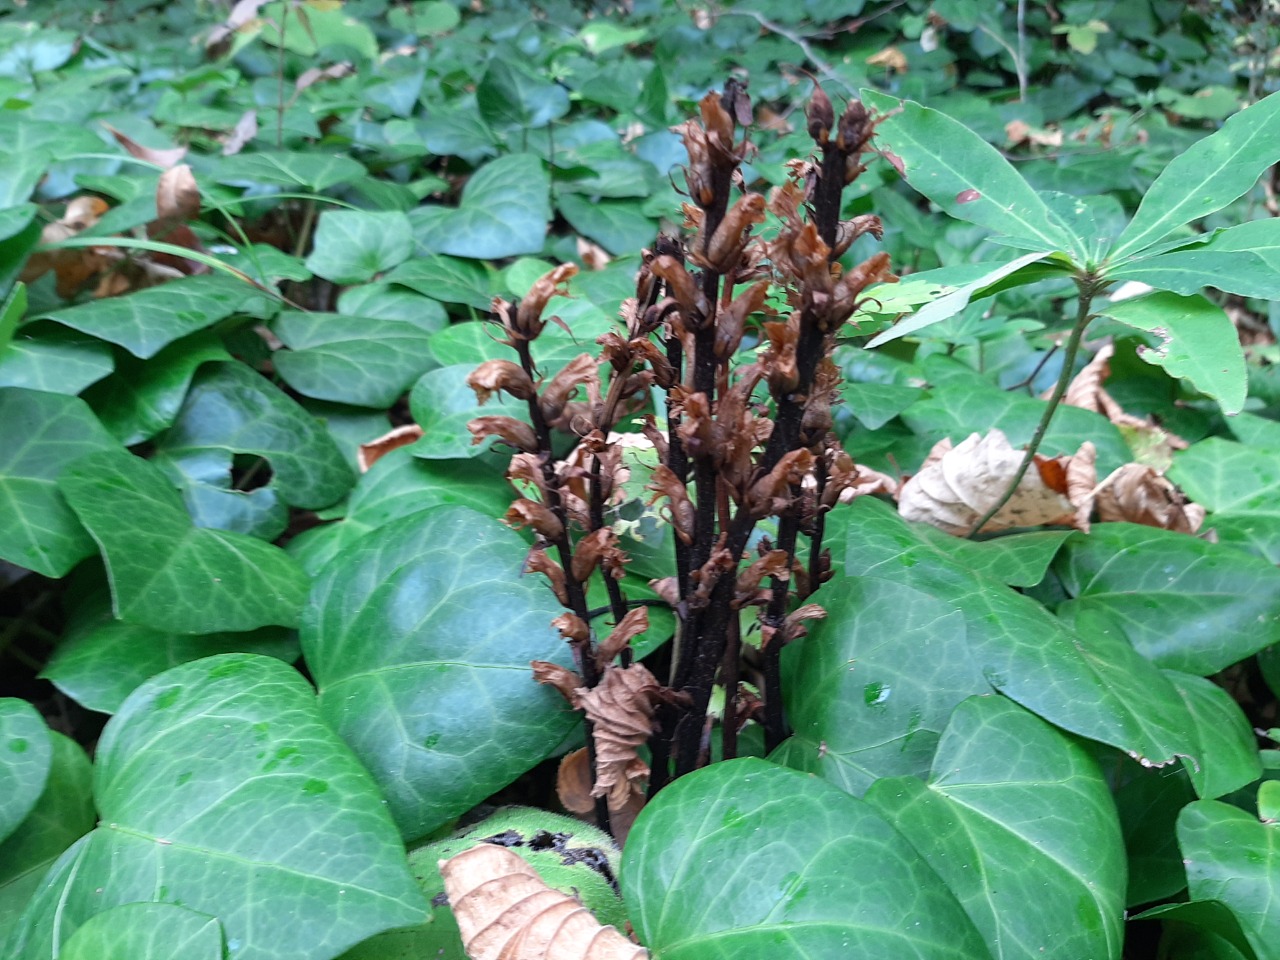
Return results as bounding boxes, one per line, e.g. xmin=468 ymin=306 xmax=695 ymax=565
xmin=4 ymin=655 xmax=427 ymax=960
xmin=0 ymin=388 xmax=120 ymax=578
xmin=59 ymin=903 xmax=224 ymax=960
xmin=1098 ymin=292 xmax=1246 ymax=416
xmin=272 ymin=311 xmax=437 ymax=408
xmin=1056 ymin=523 xmax=1280 ymax=675
xmin=1177 ymin=799 xmax=1280 ymax=960
xmin=0 ymin=729 xmax=94 ymax=942
xmin=304 ymin=211 xmax=414 ymax=285
xmin=302 ymin=504 xmax=577 ymax=842
xmin=0 ymin=326 xmax=114 ymax=396
xmin=59 ymin=450 xmax=310 ymax=633
xmin=1169 ymin=437 xmax=1280 ymax=562
xmin=386 ymin=255 xmax=492 ymax=309
xmin=0 ymin=699 xmax=51 ymax=847
xmin=866 ymin=696 xmax=1126 ymax=960
xmin=476 ymin=59 xmax=570 ymax=130
xmin=412 ymin=154 xmax=550 ymax=259
xmin=154 ymin=362 xmax=354 ymax=511
xmin=212 ymin=151 xmax=367 ymax=191
xmin=621 ymin=757 xmax=989 ymax=958
xmin=556 ymin=195 xmax=657 ymax=255
xmin=37 ymin=275 xmax=269 ymax=360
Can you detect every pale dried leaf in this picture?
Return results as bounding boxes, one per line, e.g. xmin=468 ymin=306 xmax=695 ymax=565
xmin=296 ymin=61 xmax=355 ymax=92
xmin=897 ymin=429 xmax=1077 ymax=535
xmin=357 ymin=424 xmax=423 ymax=472
xmin=1096 ymin=464 xmax=1205 ymax=534
xmin=866 ymin=45 xmax=908 ymax=72
xmin=222 ymin=110 xmax=259 ymax=156
xmin=156 ymin=164 xmax=201 ymax=222
xmin=1066 ymin=441 xmax=1099 ymax=532
xmin=576 ymin=236 xmax=612 ymax=270
xmin=578 ymin=664 xmax=658 ymax=807
xmin=104 ymin=123 xmax=187 ymax=168
xmin=441 ymin=844 xmax=648 ymax=960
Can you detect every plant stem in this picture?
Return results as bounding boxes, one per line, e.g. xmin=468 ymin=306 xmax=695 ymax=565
xmin=967 ymin=276 xmax=1102 ymax=538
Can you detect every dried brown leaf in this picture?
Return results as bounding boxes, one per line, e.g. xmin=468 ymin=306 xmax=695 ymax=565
xmin=579 ymin=664 xmax=659 ymax=807
xmin=532 ymin=660 xmax=583 ymax=707
xmin=440 ymin=844 xmax=648 ymax=960
xmin=357 ymin=424 xmax=423 ymax=472
xmin=222 ymin=110 xmax=259 ymax=156
xmin=103 ymin=124 xmax=187 ymax=168
xmin=155 ymin=164 xmax=201 ymax=222
xmin=1096 ymin=464 xmax=1205 ymax=534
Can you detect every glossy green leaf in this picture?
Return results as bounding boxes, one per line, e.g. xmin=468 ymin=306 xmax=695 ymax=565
xmin=59 ymin=451 xmax=310 ymax=634
xmin=556 ymin=195 xmax=657 ymax=255
xmin=1109 ymin=219 xmax=1280 ymax=299
xmin=0 ymin=699 xmax=50 ymax=847
xmin=337 ymin=283 xmax=449 ymax=330
xmin=860 ymin=90 xmax=1076 ymax=255
xmin=867 ymin=251 xmax=1054 ymax=348
xmin=272 ymin=312 xmax=436 ymax=408
xmin=1097 ymin=292 xmax=1246 ymax=415
xmin=1112 ymin=89 xmax=1280 ymax=260
xmin=302 ymin=505 xmax=577 ymax=842
xmin=408 ymin=363 xmax=529 ymax=461
xmin=44 ymin=584 xmax=297 ymax=715
xmin=0 ymin=388 xmax=119 ymax=577
xmin=0 ymin=327 xmax=114 ymax=395
xmin=913 ymin=528 xmax=1073 ymax=587
xmin=413 ymin=154 xmax=550 ymax=259
xmin=1109 ymin=757 xmax=1195 ymax=906
xmin=304 ymin=210 xmax=414 ymax=285
xmin=154 ymin=362 xmax=354 ymax=510
xmin=1165 ymin=670 xmax=1262 ymax=799
xmin=83 ymin=331 xmax=229 ymax=445
xmin=1135 ymin=901 xmax=1257 ymax=960
xmin=0 ymin=215 xmax=39 ymax=292
xmin=1178 ymin=800 xmax=1280 ymax=960
xmin=838 ymin=381 xmax=923 ymax=430
xmin=287 ymin=448 xmax=511 ymax=576
xmin=866 ymin=696 xmax=1126 ymax=960
xmin=59 ymin=903 xmax=224 ymax=960
xmin=37 ymin=275 xmax=269 ymax=360
xmin=0 ymin=731 xmax=94 ymax=942
xmin=1055 ymin=523 xmax=1280 ymax=674
xmin=387 ymin=1 xmax=460 ymax=36
xmin=621 ymin=757 xmax=989 ymax=959
xmin=1169 ymin=437 xmax=1280 ymax=562
xmin=212 ymin=151 xmax=367 ymax=191
xmin=4 ymin=655 xmax=427 ymax=960
xmin=386 ymin=255 xmax=492 ymax=310
xmin=476 ymin=59 xmax=570 ymax=130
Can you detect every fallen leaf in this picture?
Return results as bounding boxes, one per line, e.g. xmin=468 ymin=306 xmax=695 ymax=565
xmin=103 ymin=123 xmax=188 ymax=168
xmin=296 ymin=61 xmax=355 ymax=93
xmin=155 ymin=164 xmax=201 ymax=222
xmin=357 ymin=424 xmax=424 ymax=472
xmin=1095 ymin=463 xmax=1205 ymax=534
xmin=222 ymin=109 xmax=259 ymax=156
xmin=440 ymin=844 xmax=648 ymax=960
xmin=577 ymin=664 xmax=658 ymax=810
xmin=576 ymin=236 xmax=612 ymax=270
xmin=867 ymin=45 xmax=908 ymax=72
xmin=897 ymin=429 xmax=1081 ymax=535
xmin=20 ymin=196 xmax=112 ymax=297
xmin=556 ymin=746 xmax=646 ymax=845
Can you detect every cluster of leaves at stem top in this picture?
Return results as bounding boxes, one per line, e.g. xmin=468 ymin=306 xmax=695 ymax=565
xmin=467 ymin=81 xmax=896 ymax=830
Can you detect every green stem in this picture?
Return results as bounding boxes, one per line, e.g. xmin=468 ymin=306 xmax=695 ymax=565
xmin=967 ymin=276 xmax=1103 ymax=539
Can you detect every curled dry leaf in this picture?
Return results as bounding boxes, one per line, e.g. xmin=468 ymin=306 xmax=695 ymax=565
xmin=578 ymin=664 xmax=659 ymax=809
xmin=20 ymin=196 xmax=112 ymax=298
xmin=898 ymin=430 xmax=1080 ymax=535
xmin=557 ymin=746 xmax=647 ymax=846
xmin=1096 ymin=464 xmax=1206 ymax=534
xmin=440 ymin=844 xmax=648 ymax=960
xmin=103 ymin=123 xmax=188 ymax=168
xmin=357 ymin=424 xmax=423 ymax=472
xmin=222 ymin=109 xmax=259 ymax=156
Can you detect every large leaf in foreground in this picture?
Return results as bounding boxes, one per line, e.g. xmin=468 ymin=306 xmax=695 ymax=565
xmin=304 ymin=210 xmax=414 ymax=285
xmin=1055 ymin=523 xmax=1280 ymax=675
xmin=859 ymin=90 xmax=1076 ymax=256
xmin=0 ymin=388 xmax=119 ymax=577
xmin=37 ymin=275 xmax=268 ymax=359
xmin=621 ymin=758 xmax=988 ymax=959
xmin=4 ymin=655 xmax=426 ymax=960
xmin=1169 ymin=437 xmax=1280 ymax=562
xmin=1098 ymin=292 xmax=1246 ymax=415
xmin=303 ymin=505 xmax=576 ymax=842
xmin=1112 ymin=88 xmax=1280 ymax=260
xmin=1177 ymin=800 xmax=1280 ymax=960
xmin=0 ymin=699 xmax=51 ymax=846
xmin=866 ymin=696 xmax=1126 ymax=960
xmin=59 ymin=903 xmax=223 ymax=960
xmin=59 ymin=451 xmax=309 ymax=633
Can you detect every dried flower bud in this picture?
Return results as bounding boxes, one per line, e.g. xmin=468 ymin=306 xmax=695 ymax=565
xmin=699 ymin=91 xmax=736 ymax=160
xmin=761 ymin=320 xmax=800 ymax=396
xmin=524 ymin=548 xmax=568 ymax=605
xmin=735 ymin=549 xmax=791 ymax=606
xmin=746 ymin=449 xmax=814 ymax=518
xmin=807 ymin=83 xmax=834 ymax=144
xmin=776 ymin=603 xmax=826 ymax=647
xmin=630 ymin=338 xmax=676 ymax=388
xmin=551 ymin=613 xmax=590 ymax=643
xmin=701 ymin=192 xmax=766 ymax=271
xmin=597 ymin=606 xmax=649 ymax=667
xmin=466 ymin=359 xmax=536 ymax=404
xmin=531 ymin=660 xmax=583 ymax=707
xmin=505 ymin=498 xmax=565 ymax=540
xmin=468 ymin=415 xmax=538 ymax=452
xmin=515 ymin=263 xmax=578 ymax=339
xmin=640 ymin=415 xmax=669 ymax=463
xmin=647 ymin=464 xmax=697 ymax=544
xmin=716 ymin=280 xmax=769 ymax=361
xmin=837 ymin=99 xmax=872 ymax=154
xmin=650 ymin=255 xmax=708 ymax=323
xmin=505 ymin=452 xmax=547 ymax=496
xmin=649 ymin=576 xmax=680 ymax=606
xmin=572 ymin=527 xmax=619 ymax=582
xmin=539 ymin=353 xmax=599 ymax=425
xmin=832 ymin=214 xmax=884 ymax=260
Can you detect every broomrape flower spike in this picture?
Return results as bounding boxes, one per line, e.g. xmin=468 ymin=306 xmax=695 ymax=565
xmin=469 ymin=80 xmax=897 ymax=832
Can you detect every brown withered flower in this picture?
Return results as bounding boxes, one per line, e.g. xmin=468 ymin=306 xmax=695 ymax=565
xmin=505 ymin=498 xmax=565 ymax=541
xmin=466 ymin=359 xmax=536 ymax=404
xmin=467 ymin=415 xmax=538 ymax=453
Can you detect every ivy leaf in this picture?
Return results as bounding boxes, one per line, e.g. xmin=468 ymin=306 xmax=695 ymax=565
xmin=1095 ymin=292 xmax=1246 ymax=415
xmin=302 ymin=505 xmax=577 ymax=842
xmin=1169 ymin=437 xmax=1280 ymax=562
xmin=1112 ymin=88 xmax=1280 ymax=260
xmin=866 ymin=696 xmax=1126 ymax=960
xmin=3 ymin=655 xmax=427 ymax=960
xmin=211 ymin=151 xmax=367 ymax=191
xmin=154 ymin=362 xmax=354 ymax=511
xmin=37 ymin=275 xmax=269 ymax=359
xmin=0 ymin=388 xmax=120 ymax=578
xmin=557 ymin=195 xmax=657 ymax=255
xmin=0 ymin=327 xmax=114 ymax=396
xmin=622 ymin=758 xmax=989 ymax=958
xmin=0 ymin=699 xmax=51 ymax=846
xmin=304 ymin=210 xmax=414 ymax=285
xmin=59 ymin=450 xmax=310 ymax=634
xmin=272 ymin=312 xmax=437 ymax=408
xmin=386 ymin=255 xmax=493 ymax=310
xmin=413 ymin=154 xmax=550 ymax=260
xmin=1055 ymin=523 xmax=1280 ymax=675
xmin=476 ymin=59 xmax=570 ymax=130
xmin=59 ymin=903 xmax=224 ymax=960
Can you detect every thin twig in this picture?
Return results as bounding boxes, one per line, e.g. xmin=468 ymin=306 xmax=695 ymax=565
xmin=719 ymin=9 xmax=856 ymax=95
xmin=967 ymin=276 xmax=1103 ymax=538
